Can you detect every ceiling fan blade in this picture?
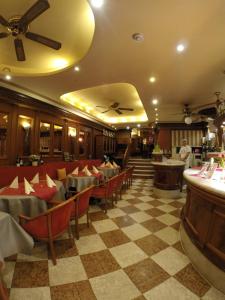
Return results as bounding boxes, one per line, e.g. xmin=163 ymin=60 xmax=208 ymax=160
xmin=25 ymin=31 xmax=61 ymax=50
xmin=20 ymin=0 xmax=50 ymax=27
xmin=110 ymin=102 xmax=119 ymax=108
xmin=0 ymin=32 xmax=9 ymax=39
xmin=118 ymin=108 xmax=134 ymax=111
xmin=14 ymin=38 xmax=26 ymax=61
xmin=101 ymin=109 xmax=111 ymax=113
xmin=115 ymin=109 xmax=122 ymax=115
xmin=0 ymin=15 xmax=9 ymax=27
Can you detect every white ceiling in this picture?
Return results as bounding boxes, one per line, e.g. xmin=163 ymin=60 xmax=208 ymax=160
xmin=1 ymin=0 xmax=225 ymax=125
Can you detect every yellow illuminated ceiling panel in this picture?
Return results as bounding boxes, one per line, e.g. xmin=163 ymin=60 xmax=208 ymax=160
xmin=60 ymin=83 xmax=148 ymax=124
xmin=0 ymin=0 xmax=95 ymax=76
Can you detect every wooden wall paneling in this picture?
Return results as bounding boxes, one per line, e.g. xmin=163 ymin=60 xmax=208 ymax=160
xmin=0 ymin=102 xmax=14 ymax=165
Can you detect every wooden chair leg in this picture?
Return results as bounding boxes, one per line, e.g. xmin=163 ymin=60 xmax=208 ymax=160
xmin=68 ymin=226 xmax=74 ymax=247
xmin=75 ymin=215 xmax=79 ymax=240
xmin=104 ymin=198 xmax=107 ymax=213
xmin=49 ymin=239 xmax=56 ymax=265
xmin=87 ymin=211 xmax=89 ymax=228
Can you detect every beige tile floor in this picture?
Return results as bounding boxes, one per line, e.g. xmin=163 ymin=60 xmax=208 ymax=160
xmin=2 ymin=178 xmax=225 ymax=300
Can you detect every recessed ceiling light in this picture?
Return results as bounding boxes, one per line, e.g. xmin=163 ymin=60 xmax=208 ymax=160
xmin=74 ymin=66 xmax=80 ymax=72
xmin=176 ymin=44 xmax=185 ymax=52
xmin=137 ymin=124 xmax=141 ymax=128
xmin=90 ymin=0 xmax=104 ymax=8
xmin=155 ymin=113 xmax=158 ymax=116
xmin=5 ymin=74 xmax=12 ymax=80
xmin=152 ymin=99 xmax=158 ymax=105
xmin=156 ymin=118 xmax=159 ymax=121
xmin=149 ymin=76 xmax=156 ymax=83
xmin=132 ymin=33 xmax=144 ymax=42
xmin=154 ymin=108 xmax=158 ymax=111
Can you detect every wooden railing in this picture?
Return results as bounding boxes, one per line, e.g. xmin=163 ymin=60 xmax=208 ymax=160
xmin=122 ymin=143 xmax=131 ymax=168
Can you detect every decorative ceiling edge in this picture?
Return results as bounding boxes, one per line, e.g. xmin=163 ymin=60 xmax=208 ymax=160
xmin=0 ymin=80 xmax=114 ymax=130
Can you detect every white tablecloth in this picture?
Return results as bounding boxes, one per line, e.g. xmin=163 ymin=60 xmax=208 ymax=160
xmin=0 ymin=211 xmax=34 ymax=265
xmin=98 ymin=167 xmax=120 ymax=179
xmin=67 ymin=174 xmax=98 ymax=192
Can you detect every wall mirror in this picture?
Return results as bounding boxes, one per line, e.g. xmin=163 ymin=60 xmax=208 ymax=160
xmin=78 ymin=131 xmax=85 ymax=156
xmin=68 ymin=126 xmax=76 ymax=155
xmin=0 ymin=113 xmax=8 ymax=158
xmin=18 ymin=115 xmax=32 ymax=156
xmin=40 ymin=122 xmax=51 ymax=154
xmin=53 ymin=125 xmax=63 ymax=154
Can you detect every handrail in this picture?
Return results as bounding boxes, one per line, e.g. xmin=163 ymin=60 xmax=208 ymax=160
xmin=122 ymin=143 xmax=131 ymax=168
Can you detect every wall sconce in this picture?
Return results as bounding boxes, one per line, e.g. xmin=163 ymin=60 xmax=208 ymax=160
xmin=68 ymin=127 xmax=76 ymax=137
xmin=78 ymin=137 xmax=83 ymax=142
xmin=22 ymin=120 xmax=31 ymax=129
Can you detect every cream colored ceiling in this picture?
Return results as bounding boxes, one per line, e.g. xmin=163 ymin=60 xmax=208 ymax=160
xmin=61 ymin=83 xmax=148 ymax=124
xmin=1 ymin=0 xmax=225 ymax=125
xmin=0 ymin=0 xmax=95 ymax=75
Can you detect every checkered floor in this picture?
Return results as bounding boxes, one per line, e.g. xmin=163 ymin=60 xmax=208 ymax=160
xmin=2 ymin=179 xmax=225 ymax=300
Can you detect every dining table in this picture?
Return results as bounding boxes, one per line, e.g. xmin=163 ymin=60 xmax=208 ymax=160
xmin=97 ymin=166 xmax=120 ymax=179
xmin=0 ymin=211 xmax=34 ymax=266
xmin=66 ymin=171 xmax=102 ymax=192
xmin=0 ymin=180 xmax=65 ymax=221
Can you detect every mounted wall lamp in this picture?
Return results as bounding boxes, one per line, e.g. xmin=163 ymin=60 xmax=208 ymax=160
xmin=22 ymin=120 xmax=31 ymax=129
xmin=68 ymin=127 xmax=76 ymax=137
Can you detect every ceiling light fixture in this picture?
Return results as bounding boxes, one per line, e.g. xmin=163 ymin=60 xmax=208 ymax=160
xmin=149 ymin=76 xmax=156 ymax=83
xmin=154 ymin=108 xmax=158 ymax=111
xmin=132 ymin=33 xmax=144 ymax=42
xmin=90 ymin=0 xmax=104 ymax=8
xmin=184 ymin=116 xmax=192 ymax=125
xmin=2 ymin=67 xmax=12 ymax=80
xmin=152 ymin=99 xmax=158 ymax=105
xmin=126 ymin=126 xmax=130 ymax=130
xmin=137 ymin=124 xmax=141 ymax=128
xmin=74 ymin=66 xmax=80 ymax=72
xmin=176 ymin=44 xmax=185 ymax=53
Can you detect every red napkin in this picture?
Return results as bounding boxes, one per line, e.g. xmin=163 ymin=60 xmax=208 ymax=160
xmin=0 ymin=182 xmax=57 ymax=202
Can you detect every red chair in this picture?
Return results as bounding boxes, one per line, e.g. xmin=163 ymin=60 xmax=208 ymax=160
xmin=115 ymin=171 xmax=126 ymax=201
xmin=0 ymin=262 xmax=8 ymax=300
xmin=19 ymin=198 xmax=74 ymax=265
xmin=91 ymin=175 xmax=119 ymax=213
xmin=70 ymin=185 xmax=94 ymax=240
xmin=123 ymin=166 xmax=134 ymax=189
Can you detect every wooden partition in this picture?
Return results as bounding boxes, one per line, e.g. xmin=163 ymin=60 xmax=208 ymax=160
xmin=0 ymin=87 xmax=115 ymax=165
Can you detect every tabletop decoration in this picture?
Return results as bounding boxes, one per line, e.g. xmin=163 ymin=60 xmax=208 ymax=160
xmin=72 ymin=167 xmax=79 ymax=175
xmin=92 ymin=165 xmax=100 ymax=174
xmin=24 ymin=178 xmax=35 ymax=195
xmin=46 ymin=174 xmax=56 ymax=188
xmin=30 ymin=173 xmax=39 ymax=184
xmin=113 ymin=161 xmax=119 ymax=168
xmin=100 ymin=162 xmax=105 ymax=167
xmin=84 ymin=168 xmax=92 ymax=176
xmin=9 ymin=176 xmax=19 ymax=189
xmin=29 ymin=154 xmax=40 ymax=166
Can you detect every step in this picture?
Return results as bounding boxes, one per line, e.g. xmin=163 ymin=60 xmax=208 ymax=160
xmin=128 ymin=165 xmax=154 ymax=169
xmin=133 ymin=175 xmax=154 ymax=179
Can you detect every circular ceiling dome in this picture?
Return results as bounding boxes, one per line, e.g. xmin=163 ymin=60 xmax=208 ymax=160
xmin=0 ymin=0 xmax=95 ymax=76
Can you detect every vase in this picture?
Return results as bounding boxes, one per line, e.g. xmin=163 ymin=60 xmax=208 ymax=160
xmin=32 ymin=161 xmax=38 ymax=166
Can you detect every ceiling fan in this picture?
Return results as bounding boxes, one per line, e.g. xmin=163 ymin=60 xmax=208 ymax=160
xmin=172 ymin=104 xmax=210 ymax=124
xmin=0 ymin=0 xmax=61 ymax=61
xmin=96 ymin=102 xmax=134 ymax=115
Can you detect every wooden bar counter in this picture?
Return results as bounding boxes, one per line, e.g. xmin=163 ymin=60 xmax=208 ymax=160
xmin=181 ymin=169 xmax=225 ymax=293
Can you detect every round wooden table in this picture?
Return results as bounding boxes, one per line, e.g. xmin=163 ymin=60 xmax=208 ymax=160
xmin=151 ymin=160 xmax=185 ymax=198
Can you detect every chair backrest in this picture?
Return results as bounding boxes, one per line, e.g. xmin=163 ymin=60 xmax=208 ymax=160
xmin=107 ymin=175 xmax=119 ymax=195
xmin=75 ymin=185 xmax=94 ymax=217
xmin=117 ymin=171 xmax=126 ymax=188
xmin=23 ymin=198 xmax=74 ymax=239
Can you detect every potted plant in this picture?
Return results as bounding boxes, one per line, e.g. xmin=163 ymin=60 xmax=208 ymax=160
xmin=29 ymin=154 xmax=39 ymax=166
